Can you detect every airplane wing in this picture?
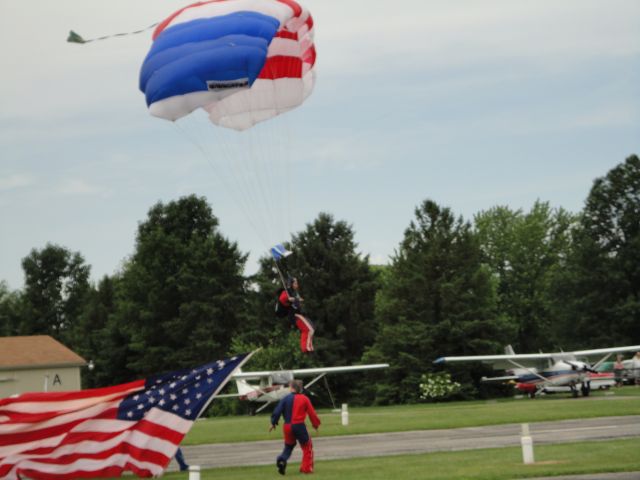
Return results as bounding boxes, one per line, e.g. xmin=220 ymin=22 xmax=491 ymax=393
xmin=480 ymin=375 xmax=520 ymax=383
xmin=434 ymin=353 xmax=558 ymax=370
xmin=289 ymin=364 xmax=390 ymax=377
xmin=571 ymin=345 xmax=640 ymax=361
xmin=214 ymin=392 xmax=243 ymax=398
xmin=232 ymin=363 xmax=389 ymax=381
xmin=435 ymin=345 xmax=640 ymax=370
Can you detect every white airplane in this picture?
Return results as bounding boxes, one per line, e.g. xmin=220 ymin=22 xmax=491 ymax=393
xmin=217 ymin=363 xmax=389 ymax=413
xmin=434 ymin=345 xmax=640 ymax=398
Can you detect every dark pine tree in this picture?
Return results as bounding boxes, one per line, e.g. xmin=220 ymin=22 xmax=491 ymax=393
xmin=552 ymin=155 xmax=640 ymax=347
xmin=110 ymin=195 xmax=248 ymax=378
xmin=364 ymin=200 xmax=510 ymax=404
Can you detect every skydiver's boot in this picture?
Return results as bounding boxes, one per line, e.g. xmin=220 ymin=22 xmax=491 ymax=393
xmin=277 ymin=458 xmax=287 ymax=475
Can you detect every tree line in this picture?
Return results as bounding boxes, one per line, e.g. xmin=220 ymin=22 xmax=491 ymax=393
xmin=1 ymin=155 xmax=638 ymax=408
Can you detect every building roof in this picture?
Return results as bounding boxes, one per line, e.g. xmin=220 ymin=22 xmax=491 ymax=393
xmin=0 ymin=335 xmax=86 ymax=370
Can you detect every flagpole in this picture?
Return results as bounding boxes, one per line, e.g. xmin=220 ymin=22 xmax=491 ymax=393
xmin=270 ymin=245 xmax=291 ymax=293
xmin=273 ymin=259 xmax=289 ymax=292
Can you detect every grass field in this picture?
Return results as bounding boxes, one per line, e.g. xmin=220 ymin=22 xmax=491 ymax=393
xmin=156 ymin=438 xmax=640 ymax=480
xmin=183 ymin=387 xmax=640 ymax=445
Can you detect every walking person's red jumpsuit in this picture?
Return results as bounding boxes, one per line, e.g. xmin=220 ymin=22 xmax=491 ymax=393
xmin=269 ymin=380 xmax=321 ymax=474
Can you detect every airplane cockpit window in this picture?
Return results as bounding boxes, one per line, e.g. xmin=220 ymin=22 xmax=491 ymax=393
xmin=272 ymin=371 xmax=294 ymax=385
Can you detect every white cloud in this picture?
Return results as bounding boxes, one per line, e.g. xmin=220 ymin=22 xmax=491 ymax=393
xmin=55 ymin=178 xmax=111 ymax=197
xmin=0 ymin=173 xmax=36 ymax=191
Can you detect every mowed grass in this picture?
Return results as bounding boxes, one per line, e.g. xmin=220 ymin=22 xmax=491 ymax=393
xmin=184 ymin=388 xmax=640 ymax=445
xmin=157 ymin=438 xmax=640 ymax=480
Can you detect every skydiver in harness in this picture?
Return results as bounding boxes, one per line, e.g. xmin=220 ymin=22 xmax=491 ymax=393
xmin=276 ymin=277 xmax=315 ymax=354
xmin=270 ymin=244 xmax=315 ymax=353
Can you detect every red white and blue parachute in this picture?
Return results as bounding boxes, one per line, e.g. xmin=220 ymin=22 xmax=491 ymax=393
xmin=139 ymin=0 xmax=316 ymax=131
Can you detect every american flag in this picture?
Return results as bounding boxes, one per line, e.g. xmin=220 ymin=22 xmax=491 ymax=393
xmin=0 ymin=353 xmax=252 ymax=479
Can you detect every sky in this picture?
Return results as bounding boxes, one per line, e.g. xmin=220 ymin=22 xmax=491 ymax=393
xmin=1 ymin=0 xmax=639 ymax=290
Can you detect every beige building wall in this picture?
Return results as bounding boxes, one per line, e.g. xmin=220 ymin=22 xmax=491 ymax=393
xmin=0 ymin=366 xmax=82 ymax=398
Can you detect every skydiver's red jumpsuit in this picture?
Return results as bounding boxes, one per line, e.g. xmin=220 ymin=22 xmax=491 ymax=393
xmin=271 ymin=392 xmax=321 ymax=473
xmin=279 ymin=289 xmax=315 ymax=353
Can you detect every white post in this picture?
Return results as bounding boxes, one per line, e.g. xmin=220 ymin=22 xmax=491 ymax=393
xmin=188 ymin=465 xmax=201 ymax=480
xmin=341 ymin=403 xmax=349 ymax=426
xmin=520 ymin=423 xmax=535 ymax=464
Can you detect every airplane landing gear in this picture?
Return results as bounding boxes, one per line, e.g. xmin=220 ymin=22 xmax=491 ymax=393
xmin=570 ymin=385 xmax=579 ymax=398
xmin=581 ymin=382 xmax=591 ymax=397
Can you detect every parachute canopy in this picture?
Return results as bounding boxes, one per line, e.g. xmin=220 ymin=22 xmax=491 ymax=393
xmin=139 ymin=0 xmax=316 ymax=131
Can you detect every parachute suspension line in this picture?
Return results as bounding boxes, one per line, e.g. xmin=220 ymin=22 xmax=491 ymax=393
xmin=206 ymin=125 xmax=275 ymax=250
xmin=254 ymin=106 xmax=286 ymax=243
xmin=245 ymin=111 xmax=276 ymax=236
xmin=273 ymin=258 xmax=289 ymax=293
xmin=171 ymin=120 xmax=258 ymax=240
xmin=66 ymin=24 xmax=158 ymax=44
xmin=258 ymin=58 xmax=295 ymax=243
xmin=280 ymin=103 xmax=295 ymax=239
xmin=245 ymin=80 xmax=287 ymax=245
xmin=201 ymin=126 xmax=273 ymax=250
xmin=209 ymin=84 xmax=289 ymax=248
xmin=211 ymin=97 xmax=278 ymax=247
xmin=172 ymin=120 xmax=272 ymax=249
xmin=204 ymin=116 xmax=273 ymax=244
xmin=270 ymin=77 xmax=295 ymax=242
xmin=234 ymin=92 xmax=280 ymax=244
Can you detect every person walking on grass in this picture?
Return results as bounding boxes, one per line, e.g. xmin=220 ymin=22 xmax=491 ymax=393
xmin=269 ymin=379 xmax=320 ymax=475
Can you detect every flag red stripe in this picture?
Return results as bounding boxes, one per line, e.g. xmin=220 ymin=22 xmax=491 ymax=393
xmin=11 ymin=443 xmax=170 ymax=467
xmin=0 ymin=401 xmax=121 ymax=435
xmin=5 ymin=417 xmax=184 ymax=458
xmin=4 ymin=421 xmax=183 ymax=459
xmin=1 ymin=444 xmax=170 ymax=478
xmin=1 ymin=421 xmax=184 ymax=479
xmin=0 ymin=410 xmax=119 ymax=447
xmin=51 ymin=419 xmax=184 ymax=447
xmin=16 ymin=463 xmax=155 ymax=480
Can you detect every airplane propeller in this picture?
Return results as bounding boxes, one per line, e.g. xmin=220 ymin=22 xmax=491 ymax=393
xmin=566 ymin=360 xmax=598 ymax=374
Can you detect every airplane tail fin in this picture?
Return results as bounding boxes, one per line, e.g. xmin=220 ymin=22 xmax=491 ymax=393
xmin=233 ymin=369 xmax=258 ymax=397
xmin=504 ymin=344 xmax=516 ymax=355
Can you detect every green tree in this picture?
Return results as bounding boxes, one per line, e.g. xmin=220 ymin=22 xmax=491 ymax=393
xmin=553 ymin=155 xmax=640 ymax=347
xmin=474 ymin=201 xmax=576 ymax=351
xmin=19 ymin=244 xmax=91 ymax=343
xmin=67 ymin=276 xmax=120 ymax=388
xmin=0 ymin=281 xmax=24 ymax=336
xmin=364 ymin=200 xmax=510 ymax=404
xmin=111 ymin=195 xmax=248 ymax=378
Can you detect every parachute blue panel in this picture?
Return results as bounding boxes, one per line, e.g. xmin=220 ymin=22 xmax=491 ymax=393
xmin=139 ymin=12 xmax=280 ymax=106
